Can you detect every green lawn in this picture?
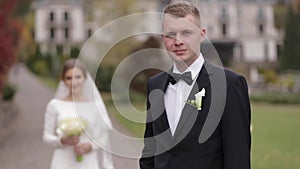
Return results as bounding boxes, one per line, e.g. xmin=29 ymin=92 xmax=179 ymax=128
xmin=107 ymin=101 xmax=146 ymax=138
xmin=37 ymin=75 xmax=58 ymax=90
xmin=102 ymin=91 xmax=146 ymax=137
xmin=251 ymin=103 xmax=300 ymax=169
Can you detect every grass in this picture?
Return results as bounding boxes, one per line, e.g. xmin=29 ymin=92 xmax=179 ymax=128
xmin=251 ymin=103 xmax=300 ymax=169
xmin=107 ymin=103 xmax=146 ymax=138
xmin=36 ymin=75 xmax=58 ymax=90
xmin=103 ymin=92 xmax=146 ymax=138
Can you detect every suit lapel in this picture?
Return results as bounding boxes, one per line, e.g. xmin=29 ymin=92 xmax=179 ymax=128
xmin=171 ymin=62 xmax=213 ymax=145
xmin=152 ymin=72 xmax=172 ymax=142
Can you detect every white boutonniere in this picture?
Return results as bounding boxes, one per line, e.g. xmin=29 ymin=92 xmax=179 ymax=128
xmin=185 ymin=88 xmax=205 ymax=110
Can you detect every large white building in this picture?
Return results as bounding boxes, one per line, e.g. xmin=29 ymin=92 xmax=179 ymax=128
xmin=33 ymin=0 xmax=160 ymax=55
xmin=33 ymin=0 xmax=279 ymax=76
xmin=33 ymin=0 xmax=88 ymax=55
xmin=191 ymin=0 xmax=278 ymax=65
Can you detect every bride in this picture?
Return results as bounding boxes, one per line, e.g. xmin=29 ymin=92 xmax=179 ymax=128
xmin=43 ymin=59 xmax=114 ymax=169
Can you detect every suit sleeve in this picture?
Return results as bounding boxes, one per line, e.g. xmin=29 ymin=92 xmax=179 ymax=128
xmin=139 ymin=80 xmax=156 ymax=169
xmin=222 ymin=76 xmax=251 ymax=169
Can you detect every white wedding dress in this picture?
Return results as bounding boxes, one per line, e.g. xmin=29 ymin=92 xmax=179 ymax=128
xmin=43 ymin=99 xmax=114 ymax=169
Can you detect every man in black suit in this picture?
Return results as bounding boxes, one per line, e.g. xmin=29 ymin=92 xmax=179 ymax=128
xmin=139 ymin=1 xmax=251 ymax=169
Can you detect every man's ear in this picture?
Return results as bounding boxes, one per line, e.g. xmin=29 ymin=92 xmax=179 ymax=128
xmin=200 ymin=28 xmax=206 ymax=42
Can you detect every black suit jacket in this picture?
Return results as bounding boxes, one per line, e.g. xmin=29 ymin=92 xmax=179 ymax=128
xmin=140 ymin=61 xmax=251 ymax=169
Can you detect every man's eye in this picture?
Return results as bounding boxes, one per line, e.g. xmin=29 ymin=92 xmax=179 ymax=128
xmin=182 ymin=30 xmax=192 ymax=36
xmin=165 ymin=33 xmax=176 ymax=38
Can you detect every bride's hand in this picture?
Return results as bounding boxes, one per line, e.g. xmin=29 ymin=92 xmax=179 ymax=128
xmin=61 ymin=136 xmax=79 ymax=146
xmin=73 ymin=143 xmax=92 ymax=155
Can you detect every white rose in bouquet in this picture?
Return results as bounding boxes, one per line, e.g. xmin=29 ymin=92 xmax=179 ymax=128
xmin=57 ymin=117 xmax=88 ymax=162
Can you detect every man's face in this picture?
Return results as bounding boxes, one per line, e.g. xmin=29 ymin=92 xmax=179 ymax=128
xmin=162 ymin=14 xmax=206 ymax=67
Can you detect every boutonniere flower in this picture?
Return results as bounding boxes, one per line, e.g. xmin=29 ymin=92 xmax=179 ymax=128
xmin=185 ymin=88 xmax=205 ymax=110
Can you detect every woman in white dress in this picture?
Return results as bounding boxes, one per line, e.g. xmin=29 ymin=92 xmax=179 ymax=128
xmin=43 ymin=59 xmax=114 ymax=169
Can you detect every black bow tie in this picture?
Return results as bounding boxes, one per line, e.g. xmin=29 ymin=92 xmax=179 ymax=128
xmin=168 ymin=71 xmax=193 ymax=85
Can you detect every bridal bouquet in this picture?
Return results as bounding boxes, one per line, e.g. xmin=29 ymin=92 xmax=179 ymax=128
xmin=57 ymin=117 xmax=88 ymax=162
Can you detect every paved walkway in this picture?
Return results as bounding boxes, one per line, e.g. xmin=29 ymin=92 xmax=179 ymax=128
xmin=0 ymin=64 xmax=140 ymax=169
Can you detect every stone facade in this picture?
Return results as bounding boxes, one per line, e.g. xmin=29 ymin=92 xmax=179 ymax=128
xmin=188 ymin=0 xmax=279 ymax=65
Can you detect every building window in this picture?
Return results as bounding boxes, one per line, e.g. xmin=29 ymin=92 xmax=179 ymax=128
xmin=88 ymin=29 xmax=93 ymax=38
xmin=258 ymin=7 xmax=264 ymax=19
xmin=50 ymin=12 xmax=54 ymax=22
xmin=222 ymin=23 xmax=227 ymax=36
xmin=221 ymin=6 xmax=227 ymax=20
xmin=258 ymin=24 xmax=264 ymax=34
xmin=65 ymin=27 xmax=69 ymax=39
xmin=64 ymin=11 xmax=69 ymax=21
xmin=50 ymin=28 xmax=55 ymax=40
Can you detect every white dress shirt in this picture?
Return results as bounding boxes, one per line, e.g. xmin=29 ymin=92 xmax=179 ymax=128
xmin=164 ymin=54 xmax=204 ymax=135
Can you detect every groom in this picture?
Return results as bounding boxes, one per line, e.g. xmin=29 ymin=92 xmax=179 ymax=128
xmin=139 ymin=1 xmax=251 ymax=169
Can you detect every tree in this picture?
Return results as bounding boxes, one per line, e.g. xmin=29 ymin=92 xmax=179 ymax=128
xmin=280 ymin=5 xmax=300 ymax=70
xmin=274 ymin=3 xmax=287 ymax=30
xmin=0 ymin=0 xmax=18 ymax=95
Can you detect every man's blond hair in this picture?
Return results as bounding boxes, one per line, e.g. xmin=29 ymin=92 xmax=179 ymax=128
xmin=163 ymin=1 xmax=201 ymax=25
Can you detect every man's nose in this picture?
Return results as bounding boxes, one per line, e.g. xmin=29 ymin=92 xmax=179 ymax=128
xmin=174 ymin=35 xmax=183 ymax=46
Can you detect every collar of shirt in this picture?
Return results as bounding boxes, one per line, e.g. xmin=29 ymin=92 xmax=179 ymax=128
xmin=165 ymin=54 xmax=205 ymax=135
xmin=172 ymin=53 xmax=205 ymax=81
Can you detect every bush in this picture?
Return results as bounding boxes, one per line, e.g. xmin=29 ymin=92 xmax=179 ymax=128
xmin=250 ymin=91 xmax=300 ymax=104
xmin=70 ymin=47 xmax=80 ymax=58
xmin=129 ymin=89 xmax=146 ymax=104
xmin=96 ymin=66 xmax=115 ymax=92
xmin=263 ymin=69 xmax=278 ymax=84
xmin=32 ymin=59 xmax=50 ymax=75
xmin=2 ymin=83 xmax=17 ymax=101
xmin=280 ymin=74 xmax=296 ymax=91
